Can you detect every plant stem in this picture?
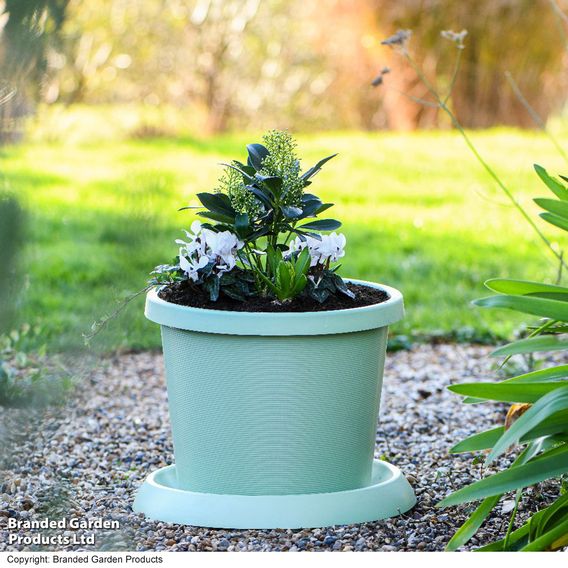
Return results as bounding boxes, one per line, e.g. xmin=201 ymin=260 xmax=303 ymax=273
xmin=403 ymin=53 xmax=568 ymax=272
xmin=83 ymin=284 xmax=152 ymax=345
xmin=504 ymin=71 xmax=568 ymax=165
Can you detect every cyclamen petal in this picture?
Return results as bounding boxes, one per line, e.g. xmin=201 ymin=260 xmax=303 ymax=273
xmin=286 ymin=233 xmax=346 ymax=266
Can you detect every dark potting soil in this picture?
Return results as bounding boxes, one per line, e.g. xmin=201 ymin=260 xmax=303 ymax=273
xmin=158 ymin=282 xmax=389 ymax=313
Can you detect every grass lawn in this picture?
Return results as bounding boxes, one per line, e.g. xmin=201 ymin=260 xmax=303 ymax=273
xmin=2 ymin=124 xmax=567 ymax=352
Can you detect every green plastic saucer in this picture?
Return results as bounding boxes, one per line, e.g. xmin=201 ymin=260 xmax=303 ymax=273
xmin=133 ymin=460 xmax=416 ymax=529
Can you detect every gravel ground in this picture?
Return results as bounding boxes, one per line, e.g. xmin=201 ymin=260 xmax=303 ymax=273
xmin=0 ymin=344 xmax=563 ymax=552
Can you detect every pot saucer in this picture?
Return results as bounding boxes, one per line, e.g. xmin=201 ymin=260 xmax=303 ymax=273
xmin=133 ymin=460 xmax=416 ymax=529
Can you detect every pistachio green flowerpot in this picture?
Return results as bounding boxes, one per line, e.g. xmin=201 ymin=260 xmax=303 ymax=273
xmin=134 ymin=279 xmax=416 ymax=528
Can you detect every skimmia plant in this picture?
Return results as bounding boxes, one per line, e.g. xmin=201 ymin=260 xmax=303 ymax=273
xmin=150 ymin=130 xmax=354 ymax=304
xmin=440 ymin=166 xmax=568 ymax=552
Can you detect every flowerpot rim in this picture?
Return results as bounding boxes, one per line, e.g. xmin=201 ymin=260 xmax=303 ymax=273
xmin=145 ymin=279 xmax=403 ymax=336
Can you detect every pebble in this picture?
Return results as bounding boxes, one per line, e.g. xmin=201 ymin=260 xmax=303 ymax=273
xmin=1 ymin=346 xmax=565 ymax=552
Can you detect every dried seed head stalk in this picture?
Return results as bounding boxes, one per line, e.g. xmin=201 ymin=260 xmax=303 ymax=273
xmin=381 ymin=29 xmax=412 ymax=54
xmin=441 ymin=29 xmax=468 ymax=49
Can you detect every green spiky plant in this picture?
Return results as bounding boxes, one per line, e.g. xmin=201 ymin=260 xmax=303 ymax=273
xmin=439 ymin=165 xmax=568 ymax=552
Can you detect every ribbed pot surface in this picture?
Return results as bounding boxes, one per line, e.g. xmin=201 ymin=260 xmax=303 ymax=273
xmin=161 ymin=326 xmax=388 ymax=495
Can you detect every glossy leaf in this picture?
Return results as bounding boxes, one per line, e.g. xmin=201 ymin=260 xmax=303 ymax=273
xmin=256 ymin=174 xmax=283 ymax=197
xmin=301 ymin=153 xmax=338 ymax=181
xmin=221 ymin=162 xmax=255 ymax=183
xmin=235 ymin=213 xmax=250 ymax=236
xmin=246 ymin=143 xmax=269 ymax=171
xmin=178 ymin=205 xmax=202 ymax=211
xmin=299 ymin=198 xmax=323 ymax=218
xmin=197 ymin=211 xmax=235 ymax=224
xmin=299 ymin=218 xmax=342 ymax=231
xmin=196 ymin=192 xmax=235 ymax=217
xmin=247 ymin=186 xmax=272 ymax=207
xmin=280 ymin=205 xmax=302 ymax=219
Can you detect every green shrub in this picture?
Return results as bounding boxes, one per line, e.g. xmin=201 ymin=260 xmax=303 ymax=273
xmin=0 ymin=324 xmax=73 ymax=408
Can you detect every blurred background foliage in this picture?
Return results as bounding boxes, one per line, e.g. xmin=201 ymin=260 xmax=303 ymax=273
xmin=0 ymin=0 xmax=567 ymax=354
xmin=1 ymin=0 xmax=567 ymax=136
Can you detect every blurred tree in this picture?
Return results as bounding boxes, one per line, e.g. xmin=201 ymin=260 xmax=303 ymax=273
xmin=22 ymin=0 xmax=568 ymax=131
xmin=374 ymin=0 xmax=568 ymax=128
xmin=0 ymin=0 xmax=69 ymax=140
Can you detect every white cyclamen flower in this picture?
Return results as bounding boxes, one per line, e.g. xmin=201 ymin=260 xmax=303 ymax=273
xmin=178 ymin=248 xmax=209 ymax=281
xmin=175 ymin=222 xmax=243 ymax=278
xmin=201 ymin=228 xmax=244 ymax=273
xmin=315 ymin=232 xmax=346 ymax=263
xmin=286 ymin=232 xmax=346 ymax=267
xmin=286 ymin=235 xmax=318 ymax=266
xmin=175 ymin=221 xmax=207 ymax=257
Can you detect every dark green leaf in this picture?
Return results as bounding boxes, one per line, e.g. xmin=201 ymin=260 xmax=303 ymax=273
xmin=301 ymin=153 xmax=338 ymax=181
xmin=204 ymin=276 xmax=220 ymax=302
xmin=315 ymin=203 xmax=334 ymax=215
xmin=196 ymin=192 xmax=235 ymax=217
xmin=222 ymin=162 xmax=256 ymax=183
xmin=197 ymin=211 xmax=235 ymax=224
xmin=232 ymin=160 xmax=256 ymax=177
xmin=247 ymin=185 xmax=272 ymax=207
xmin=299 ymin=199 xmax=323 ymax=218
xmin=247 ymin=143 xmax=269 ymax=170
xmin=300 ymin=218 xmax=342 ymax=231
xmin=302 ymin=193 xmax=321 ymax=202
xmin=333 ymin=273 xmax=356 ymax=299
xmin=235 ymin=213 xmax=250 ymax=236
xmin=255 ymin=174 xmax=283 ymax=197
xmin=281 ymin=205 xmax=302 ymax=219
